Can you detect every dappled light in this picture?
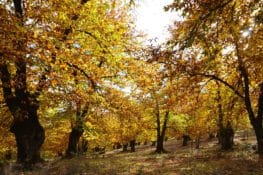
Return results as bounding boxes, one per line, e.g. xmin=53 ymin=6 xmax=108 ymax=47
xmin=0 ymin=0 xmax=262 ymax=174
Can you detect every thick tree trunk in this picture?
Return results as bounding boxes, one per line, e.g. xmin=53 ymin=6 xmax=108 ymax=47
xmin=10 ymin=110 xmax=45 ymax=165
xmin=253 ymin=83 xmax=263 ymax=156
xmin=66 ymin=127 xmax=83 ymax=157
xmin=218 ymin=122 xmax=234 ymax=150
xmin=182 ymin=135 xmax=190 ymax=146
xmin=156 ymin=135 xmax=165 ymax=153
xmin=256 ymin=134 xmax=263 ymax=156
xmin=252 ymin=124 xmax=263 ymax=156
xmin=0 ymin=0 xmax=46 ymax=167
xmin=66 ymin=102 xmax=88 ymax=157
xmin=0 ymin=62 xmax=45 ymax=166
xmin=130 ymin=140 xmax=136 ymax=152
xmin=0 ymin=64 xmax=45 ymax=166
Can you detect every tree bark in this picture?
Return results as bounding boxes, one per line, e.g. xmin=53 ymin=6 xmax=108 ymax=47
xmin=130 ymin=140 xmax=136 ymax=152
xmin=0 ymin=72 xmax=46 ymax=165
xmin=254 ymin=125 xmax=263 ymax=156
xmin=252 ymin=83 xmax=263 ymax=156
xmin=236 ymin=53 xmax=263 ymax=156
xmin=182 ymin=135 xmax=190 ymax=146
xmin=78 ymin=137 xmax=88 ymax=154
xmin=65 ymin=68 xmax=89 ymax=157
xmin=0 ymin=42 xmax=45 ymax=166
xmin=218 ymin=122 xmax=234 ymax=150
xmin=66 ymin=127 xmax=84 ymax=157
xmin=155 ymin=110 xmax=169 ymax=153
xmin=156 ymin=135 xmax=165 ymax=153
xmin=0 ymin=0 xmax=45 ymax=166
xmin=66 ymin=102 xmax=88 ymax=157
xmin=12 ymin=120 xmax=44 ymax=164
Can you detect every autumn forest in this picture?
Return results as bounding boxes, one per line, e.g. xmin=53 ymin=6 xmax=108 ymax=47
xmin=0 ymin=0 xmax=262 ymax=174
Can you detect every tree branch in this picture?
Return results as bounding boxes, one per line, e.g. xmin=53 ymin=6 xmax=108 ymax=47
xmin=81 ymin=31 xmax=109 ymax=51
xmin=161 ymin=110 xmax=169 ymax=138
xmin=180 ymin=0 xmax=233 ymax=49
xmin=234 ymin=39 xmax=256 ymax=123
xmin=13 ymin=0 xmax=23 ymax=17
xmin=66 ymin=62 xmax=97 ymax=90
xmin=190 ymin=72 xmax=244 ymax=99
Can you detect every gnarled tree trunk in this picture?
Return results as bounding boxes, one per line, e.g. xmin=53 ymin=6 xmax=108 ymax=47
xmin=6 ymin=97 xmax=45 ymax=165
xmin=66 ymin=127 xmax=84 ymax=157
xmin=66 ymin=102 xmax=88 ymax=157
xmin=0 ymin=72 xmax=45 ymax=165
xmin=0 ymin=0 xmax=45 ymax=165
xmin=11 ymin=117 xmax=44 ymax=164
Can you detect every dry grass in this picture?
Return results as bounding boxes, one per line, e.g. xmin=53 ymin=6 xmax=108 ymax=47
xmin=2 ymin=136 xmax=263 ymax=175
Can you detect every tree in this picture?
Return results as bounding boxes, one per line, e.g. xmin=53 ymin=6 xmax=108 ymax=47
xmin=0 ymin=0 xmax=136 ymax=164
xmin=166 ymin=0 xmax=263 ymax=156
xmin=66 ymin=99 xmax=88 ymax=157
xmin=132 ymin=46 xmax=177 ymax=153
xmin=54 ymin=0 xmax=135 ymax=156
xmin=98 ymin=87 xmax=144 ymax=152
xmin=0 ymin=0 xmax=45 ymax=165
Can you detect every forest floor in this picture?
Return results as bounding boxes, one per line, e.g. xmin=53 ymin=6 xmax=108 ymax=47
xmin=2 ymin=134 xmax=263 ymax=175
